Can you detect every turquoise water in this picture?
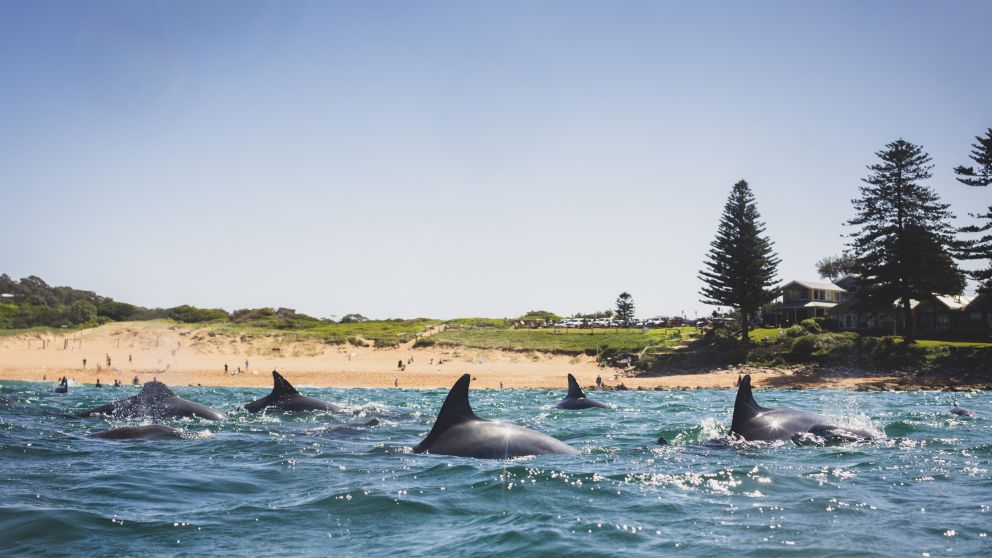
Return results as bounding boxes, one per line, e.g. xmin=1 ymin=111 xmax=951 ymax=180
xmin=0 ymin=380 xmax=989 ymax=557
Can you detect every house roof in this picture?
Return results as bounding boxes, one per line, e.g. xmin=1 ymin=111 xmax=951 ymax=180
xmin=777 ymin=300 xmax=837 ymax=309
xmin=782 ymin=280 xmax=846 ymax=292
xmin=932 ymin=294 xmax=973 ymax=310
xmin=832 ymin=293 xmax=974 ymax=313
xmin=893 ymin=295 xmax=973 ymax=310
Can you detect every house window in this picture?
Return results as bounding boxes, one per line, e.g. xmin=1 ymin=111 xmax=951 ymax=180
xmin=813 ymin=289 xmax=827 ymax=301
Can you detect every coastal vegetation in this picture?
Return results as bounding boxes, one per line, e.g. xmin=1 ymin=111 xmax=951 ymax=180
xmin=420 ymin=326 xmax=695 ymax=359
xmin=636 ymin=320 xmax=992 ymax=377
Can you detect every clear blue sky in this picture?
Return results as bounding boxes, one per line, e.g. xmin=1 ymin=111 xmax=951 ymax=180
xmin=2 ymin=0 xmax=990 ymax=319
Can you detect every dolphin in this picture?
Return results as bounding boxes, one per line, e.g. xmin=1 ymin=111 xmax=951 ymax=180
xmin=414 ymin=374 xmax=578 ymax=458
xmin=731 ymin=374 xmax=875 ymax=443
xmin=89 ymin=425 xmax=183 ymax=440
xmin=556 ymin=374 xmax=608 ymax=409
xmin=950 ymin=399 xmax=975 ymax=418
xmin=245 ymin=371 xmax=341 ymax=413
xmin=78 ymin=381 xmax=226 ymax=421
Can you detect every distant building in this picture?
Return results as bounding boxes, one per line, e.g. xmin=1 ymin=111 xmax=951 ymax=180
xmin=831 ymin=293 xmax=975 ymax=332
xmin=771 ymin=279 xmax=848 ymax=325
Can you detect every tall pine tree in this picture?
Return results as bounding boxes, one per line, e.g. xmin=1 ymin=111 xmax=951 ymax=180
xmin=846 ymin=139 xmax=965 ymax=342
xmin=615 ymin=292 xmax=635 ymax=324
xmin=954 ymin=128 xmax=992 ymax=293
xmin=699 ymin=180 xmax=780 ymax=344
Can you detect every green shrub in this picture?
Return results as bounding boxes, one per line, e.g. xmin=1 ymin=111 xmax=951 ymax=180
xmin=97 ymin=301 xmax=142 ymax=321
xmin=347 ymin=336 xmax=368 ymax=347
xmin=371 ymin=336 xmax=404 ymax=348
xmin=800 ymin=318 xmax=824 ymax=334
xmin=786 ymin=325 xmax=807 ymax=338
xmin=788 ymin=335 xmax=817 ymax=362
xmin=413 ymin=338 xmax=436 ymax=348
xmin=66 ymin=300 xmax=97 ymax=324
xmin=516 ymin=310 xmax=561 ymax=323
xmin=168 ymin=305 xmax=229 ymax=323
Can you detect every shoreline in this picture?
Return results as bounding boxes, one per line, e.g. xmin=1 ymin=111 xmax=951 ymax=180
xmin=2 ymin=365 xmax=987 ymax=393
xmin=1 ymin=322 xmax=988 ymax=392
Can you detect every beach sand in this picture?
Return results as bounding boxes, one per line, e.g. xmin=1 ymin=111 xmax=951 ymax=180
xmin=0 ymin=322 xmax=977 ymax=392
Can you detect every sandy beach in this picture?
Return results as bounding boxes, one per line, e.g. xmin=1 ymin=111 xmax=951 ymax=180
xmin=0 ymin=322 xmax=981 ymax=392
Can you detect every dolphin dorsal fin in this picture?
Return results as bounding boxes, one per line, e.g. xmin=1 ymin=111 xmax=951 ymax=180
xmin=566 ymin=373 xmax=586 ymax=399
xmin=415 ymin=374 xmax=482 ymax=452
xmin=271 ymin=371 xmax=299 ymax=396
xmin=434 ymin=374 xmax=477 ymax=424
xmin=730 ymin=374 xmax=763 ymax=435
xmin=735 ymin=374 xmax=758 ymax=409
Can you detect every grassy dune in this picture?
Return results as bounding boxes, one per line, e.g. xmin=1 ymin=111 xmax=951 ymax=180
xmin=424 ymin=326 xmax=698 ymax=354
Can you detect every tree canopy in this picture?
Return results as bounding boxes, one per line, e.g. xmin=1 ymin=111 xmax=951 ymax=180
xmin=614 ymin=292 xmax=635 ymax=323
xmin=846 ymin=139 xmax=965 ymax=342
xmin=699 ymin=180 xmax=780 ymax=343
xmin=815 ymin=253 xmax=858 ymax=281
xmin=954 ymin=128 xmax=992 ymax=293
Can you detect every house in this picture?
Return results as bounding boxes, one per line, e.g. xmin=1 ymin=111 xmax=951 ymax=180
xmin=915 ymin=295 xmax=973 ymax=331
xmin=831 ymin=293 xmax=975 ymax=332
xmin=770 ymin=279 xmax=848 ymax=325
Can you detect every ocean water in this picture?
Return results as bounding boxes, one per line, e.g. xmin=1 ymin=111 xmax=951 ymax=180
xmin=0 ymin=380 xmax=989 ymax=557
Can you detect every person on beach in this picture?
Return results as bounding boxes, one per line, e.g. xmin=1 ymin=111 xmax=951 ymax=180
xmin=95 ymin=379 xmax=102 ymax=388
xmin=394 ymin=378 xmax=399 ymax=387
xmin=132 ymin=376 xmax=139 ymax=385
xmin=397 ymin=360 xmax=403 ymax=369
xmin=128 ymin=354 xmax=132 ymax=365
xmin=596 ymin=375 xmax=603 ymax=389
xmin=224 ymin=364 xmax=228 ymax=374
xmin=82 ymin=358 xmax=86 ymax=368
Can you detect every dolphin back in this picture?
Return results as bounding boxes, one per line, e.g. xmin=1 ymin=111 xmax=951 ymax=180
xmin=79 ymin=381 xmax=225 ymax=421
xmin=245 ymin=371 xmax=337 ymax=413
